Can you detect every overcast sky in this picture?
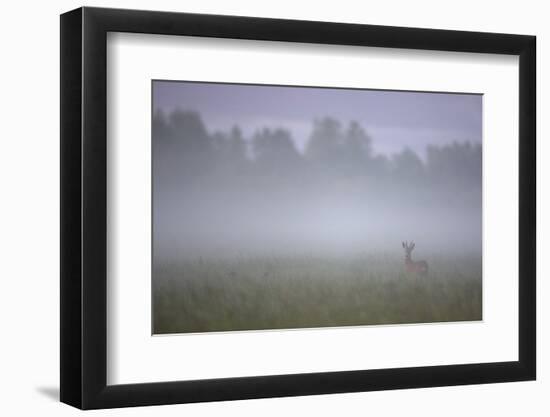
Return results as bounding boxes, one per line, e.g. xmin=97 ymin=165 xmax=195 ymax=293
xmin=153 ymin=80 xmax=482 ymax=156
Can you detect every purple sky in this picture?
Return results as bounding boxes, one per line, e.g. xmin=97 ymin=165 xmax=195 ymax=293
xmin=153 ymin=80 xmax=482 ymax=157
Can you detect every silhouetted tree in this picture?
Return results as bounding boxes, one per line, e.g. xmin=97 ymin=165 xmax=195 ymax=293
xmin=342 ymin=121 xmax=373 ymax=176
xmin=212 ymin=125 xmax=249 ymax=175
xmin=305 ymin=117 xmax=376 ymax=178
xmin=426 ymin=141 xmax=481 ymax=187
xmin=153 ymin=109 xmax=218 ymax=193
xmin=168 ymin=109 xmax=212 ymax=154
xmin=391 ymin=147 xmax=425 ymax=181
xmin=252 ymin=127 xmax=301 ymax=175
xmin=305 ymin=117 xmax=344 ymax=165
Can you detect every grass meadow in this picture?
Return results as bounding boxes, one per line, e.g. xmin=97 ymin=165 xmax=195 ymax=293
xmin=153 ymin=252 xmax=482 ymax=334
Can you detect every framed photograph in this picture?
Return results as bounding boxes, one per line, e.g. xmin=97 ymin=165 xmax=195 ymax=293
xmin=60 ymin=6 xmax=536 ymax=409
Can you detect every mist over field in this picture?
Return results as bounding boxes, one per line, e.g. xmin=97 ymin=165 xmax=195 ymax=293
xmin=152 ymin=81 xmax=482 ymax=334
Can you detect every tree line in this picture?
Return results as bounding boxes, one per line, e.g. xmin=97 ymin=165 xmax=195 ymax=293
xmin=153 ymin=109 xmax=481 ymax=194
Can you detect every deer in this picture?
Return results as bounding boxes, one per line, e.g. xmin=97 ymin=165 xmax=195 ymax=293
xmin=402 ymin=241 xmax=428 ymax=275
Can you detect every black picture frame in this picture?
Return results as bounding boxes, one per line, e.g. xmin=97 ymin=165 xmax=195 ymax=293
xmin=60 ymin=6 xmax=536 ymax=410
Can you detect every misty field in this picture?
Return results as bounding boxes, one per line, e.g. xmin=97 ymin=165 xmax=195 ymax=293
xmin=153 ymin=253 xmax=482 ymax=334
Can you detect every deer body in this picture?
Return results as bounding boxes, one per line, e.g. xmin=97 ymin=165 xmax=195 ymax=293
xmin=402 ymin=241 xmax=428 ymax=275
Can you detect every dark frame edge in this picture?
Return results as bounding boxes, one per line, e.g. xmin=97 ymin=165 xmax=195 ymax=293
xmin=60 ymin=7 xmax=84 ymax=409
xmin=518 ymin=35 xmax=536 ymax=380
xmin=83 ymin=360 xmax=532 ymax=410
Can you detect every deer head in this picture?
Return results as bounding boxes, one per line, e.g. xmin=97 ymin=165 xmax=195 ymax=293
xmin=402 ymin=241 xmax=415 ymax=260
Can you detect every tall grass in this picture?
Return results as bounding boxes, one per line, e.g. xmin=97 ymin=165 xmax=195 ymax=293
xmin=153 ymin=253 xmax=482 ymax=334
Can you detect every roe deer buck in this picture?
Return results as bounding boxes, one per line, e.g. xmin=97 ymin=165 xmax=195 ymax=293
xmin=402 ymin=241 xmax=428 ymax=275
